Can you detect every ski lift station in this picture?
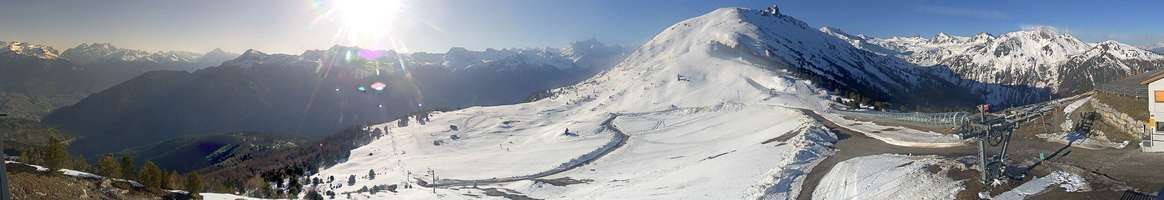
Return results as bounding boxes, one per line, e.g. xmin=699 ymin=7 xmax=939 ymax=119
xmin=1141 ymin=72 xmax=1164 ymax=152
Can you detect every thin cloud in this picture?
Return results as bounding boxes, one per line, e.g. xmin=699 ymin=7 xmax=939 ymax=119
xmin=1019 ymin=24 xmax=1069 ymax=34
xmin=915 ymin=5 xmax=1008 ymax=20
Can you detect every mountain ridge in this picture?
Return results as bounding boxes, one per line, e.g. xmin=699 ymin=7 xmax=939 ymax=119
xmin=867 ymin=28 xmax=1164 ymax=104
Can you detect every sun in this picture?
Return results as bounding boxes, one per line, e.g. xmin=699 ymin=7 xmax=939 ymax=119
xmin=324 ymin=0 xmax=404 ymax=45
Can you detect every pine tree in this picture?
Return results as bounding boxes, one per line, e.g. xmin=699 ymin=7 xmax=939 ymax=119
xmin=149 ymin=162 xmax=164 ymax=187
xmin=161 ymin=170 xmax=173 ymax=189
xmin=120 ymin=155 xmax=136 ymax=180
xmin=139 ymin=160 xmax=163 ymax=188
xmin=288 ymin=178 xmax=303 ymax=197
xmin=397 ymin=116 xmax=410 ymax=127
xmin=163 ymin=170 xmax=181 ymax=189
xmin=18 ymin=148 xmax=33 ymax=164
xmin=44 ymin=136 xmax=69 ymax=172
xmin=138 ymin=168 xmax=153 ymax=188
xmin=97 ymin=154 xmax=122 ymax=178
xmin=245 ymin=176 xmax=267 ymax=197
xmin=348 ymin=174 xmax=356 ymax=186
xmin=305 ymin=190 xmax=324 ymax=200
xmin=259 ymin=177 xmax=273 ymax=197
xmin=169 ymin=171 xmax=185 ymax=190
xmin=187 ymin=172 xmax=204 ymax=198
xmin=368 ymin=169 xmax=376 ymax=180
xmin=71 ymin=155 xmax=92 ymax=172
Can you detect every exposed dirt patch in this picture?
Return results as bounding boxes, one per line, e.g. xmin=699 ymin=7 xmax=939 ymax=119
xmin=947 ymin=165 xmax=991 ymax=200
xmin=478 ymin=187 xmax=541 ymax=200
xmin=920 ymin=163 xmax=938 ymax=172
xmin=1094 ymin=92 xmax=1146 ymax=120
xmin=532 ymin=177 xmax=594 ymax=187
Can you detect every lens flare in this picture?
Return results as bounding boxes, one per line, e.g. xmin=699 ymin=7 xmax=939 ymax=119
xmin=358 ymin=49 xmax=383 ymax=60
xmin=370 ymin=81 xmax=387 ymax=91
xmin=316 ymin=0 xmax=403 ymax=47
xmin=308 ymin=0 xmax=432 ymax=109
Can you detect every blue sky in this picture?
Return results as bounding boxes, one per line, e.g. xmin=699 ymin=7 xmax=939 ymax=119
xmin=1 ymin=0 xmax=1161 ymax=54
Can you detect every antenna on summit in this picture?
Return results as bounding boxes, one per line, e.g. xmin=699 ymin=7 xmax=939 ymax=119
xmin=763 ymin=2 xmax=781 ymax=16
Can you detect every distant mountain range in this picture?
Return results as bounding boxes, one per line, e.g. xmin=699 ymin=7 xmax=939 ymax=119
xmin=41 ymin=40 xmax=629 ymax=156
xmin=3 ymin=41 xmax=236 ymax=70
xmin=1 ymin=41 xmax=239 ymax=119
xmin=866 ymin=29 xmax=1164 ymax=104
xmin=1148 ymin=43 xmax=1164 ymax=55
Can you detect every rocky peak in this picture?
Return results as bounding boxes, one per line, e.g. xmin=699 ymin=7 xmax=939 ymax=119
xmin=930 ymin=32 xmax=971 ymax=44
xmin=972 ymin=32 xmax=995 ymax=42
xmin=1 ymin=41 xmax=61 ymax=60
xmin=1079 ymin=40 xmax=1164 ymax=61
xmin=238 ymin=49 xmax=267 ymax=59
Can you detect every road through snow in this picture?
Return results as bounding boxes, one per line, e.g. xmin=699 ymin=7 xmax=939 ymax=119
xmin=418 ymin=113 xmax=631 ymax=188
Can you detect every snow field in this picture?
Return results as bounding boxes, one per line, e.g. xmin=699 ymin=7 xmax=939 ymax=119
xmin=812 ymin=154 xmax=969 ymax=200
xmin=991 ymin=171 xmax=1089 ymax=200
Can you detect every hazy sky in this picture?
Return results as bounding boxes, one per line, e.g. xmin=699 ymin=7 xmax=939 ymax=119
xmin=2 ymin=0 xmax=1162 ymax=54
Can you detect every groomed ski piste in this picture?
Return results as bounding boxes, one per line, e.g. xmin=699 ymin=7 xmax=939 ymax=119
xmin=300 ymin=7 xmax=990 ymax=200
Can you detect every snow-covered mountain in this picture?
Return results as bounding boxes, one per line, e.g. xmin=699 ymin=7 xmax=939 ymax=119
xmin=419 ymin=46 xmax=570 ymax=71
xmin=55 ymin=42 xmax=239 ymax=70
xmin=561 ymin=38 xmax=629 ymax=69
xmin=0 ymin=41 xmax=239 ymax=119
xmin=1 ymin=41 xmax=61 ymax=60
xmin=868 ymin=28 xmax=1164 ymax=103
xmin=220 ymin=49 xmax=304 ymax=67
xmin=1148 ymin=42 xmax=1164 ymax=54
xmin=410 ymin=40 xmax=627 ymax=72
xmin=304 ymin=7 xmax=984 ymax=199
xmin=1056 ymin=41 xmax=1164 ymax=94
xmin=61 ymin=43 xmax=197 ymax=65
xmin=3 ymin=41 xmax=237 ymax=66
xmin=651 ymin=10 xmax=975 ymax=109
xmin=195 ymin=48 xmax=240 ymax=66
xmin=224 ymin=40 xmax=628 ymax=74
